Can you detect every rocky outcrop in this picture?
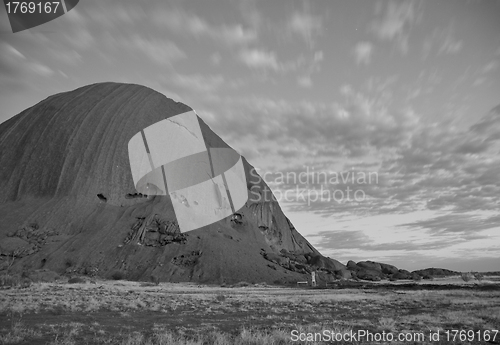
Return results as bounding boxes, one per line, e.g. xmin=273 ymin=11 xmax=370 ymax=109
xmin=357 ymin=261 xmax=382 ymax=271
xmin=345 ymin=260 xmax=461 ymax=282
xmin=125 ymin=214 xmax=185 ymax=246
xmin=1 ymin=223 xmax=59 ymax=258
xmin=380 ymin=263 xmax=399 ymax=275
xmin=260 ymin=249 xmax=350 ymax=279
xmin=413 ymin=268 xmax=460 ymax=279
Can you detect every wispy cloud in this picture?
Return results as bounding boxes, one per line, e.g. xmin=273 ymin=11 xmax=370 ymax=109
xmin=297 ymin=75 xmax=313 ymax=88
xmin=129 ymin=36 xmax=186 ymax=66
xmin=399 ymin=213 xmax=500 ymax=237
xmin=370 ymin=0 xmax=422 ymax=55
xmin=239 ymin=49 xmax=280 ymax=70
xmin=154 ymin=8 xmax=257 ymax=46
xmin=238 ymin=48 xmax=306 ymax=73
xmin=481 ymin=61 xmax=498 ymax=74
xmin=171 ymin=74 xmax=225 ymax=93
xmin=169 ymin=73 xmax=244 ymax=95
xmin=297 ymin=50 xmax=323 ymax=88
xmin=353 ymin=42 xmax=374 ymax=65
xmin=422 ymin=24 xmax=463 ymax=59
xmin=287 ymin=8 xmax=322 ymax=48
xmin=0 ymin=43 xmax=53 ymax=79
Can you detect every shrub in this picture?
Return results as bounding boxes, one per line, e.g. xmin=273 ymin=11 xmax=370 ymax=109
xmin=111 ymin=271 xmax=125 ymax=280
xmin=461 ymin=272 xmax=474 ymax=282
xmin=215 ymin=294 xmax=226 ymax=302
xmin=232 ymin=281 xmax=250 ymax=288
xmin=0 ymin=274 xmax=32 ymax=288
xmin=139 ymin=282 xmax=156 ymax=287
xmin=150 ymin=275 xmax=160 ymax=286
xmin=473 ymin=272 xmax=484 ymax=281
xmin=68 ymin=277 xmax=85 ymax=284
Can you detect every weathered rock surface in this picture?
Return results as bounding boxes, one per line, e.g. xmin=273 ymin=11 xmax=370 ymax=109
xmin=413 ymin=268 xmax=460 ymax=279
xmin=0 ymin=82 xmax=348 ymax=284
xmin=346 ymin=259 xmax=461 ymax=282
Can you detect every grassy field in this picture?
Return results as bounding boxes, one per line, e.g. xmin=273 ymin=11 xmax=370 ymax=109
xmin=0 ymin=278 xmax=499 ymax=344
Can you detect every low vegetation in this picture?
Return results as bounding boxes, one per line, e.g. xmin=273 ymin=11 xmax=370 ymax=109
xmin=0 ymin=275 xmax=498 ymax=344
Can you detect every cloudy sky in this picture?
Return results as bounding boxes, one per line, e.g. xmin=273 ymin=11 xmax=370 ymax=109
xmin=1 ymin=0 xmax=499 ymax=271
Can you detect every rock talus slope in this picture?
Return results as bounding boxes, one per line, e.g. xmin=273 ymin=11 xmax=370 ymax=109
xmin=0 ymin=82 xmax=346 ymax=284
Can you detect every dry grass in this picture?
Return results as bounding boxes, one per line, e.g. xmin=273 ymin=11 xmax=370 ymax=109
xmin=0 ymin=320 xmax=42 ymax=344
xmin=0 ymin=280 xmax=499 ymax=344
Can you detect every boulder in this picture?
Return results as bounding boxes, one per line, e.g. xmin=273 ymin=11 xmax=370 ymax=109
xmin=346 ymin=260 xmax=359 ymax=270
xmin=412 ymin=267 xmax=460 ymax=278
xmin=262 ymin=253 xmax=290 ymax=268
xmin=0 ymin=237 xmax=31 ymax=256
xmin=336 ymin=269 xmax=352 ymax=279
xmin=380 ymin=263 xmax=399 ymax=275
xmin=307 ymin=254 xmax=345 ymax=271
xmin=357 ymin=261 xmax=382 ymax=271
xmin=392 ymin=270 xmax=412 ymax=280
xmin=353 ymin=268 xmax=382 ymax=281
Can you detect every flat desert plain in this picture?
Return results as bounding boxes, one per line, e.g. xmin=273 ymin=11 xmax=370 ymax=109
xmin=0 ymin=277 xmax=499 ymax=344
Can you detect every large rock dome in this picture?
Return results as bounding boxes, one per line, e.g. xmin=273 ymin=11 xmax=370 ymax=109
xmin=0 ymin=82 xmax=344 ymax=284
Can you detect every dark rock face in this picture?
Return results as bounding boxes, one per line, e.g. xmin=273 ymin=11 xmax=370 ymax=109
xmin=0 ymin=82 xmax=344 ymax=284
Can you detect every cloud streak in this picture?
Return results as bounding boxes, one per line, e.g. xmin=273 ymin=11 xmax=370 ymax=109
xmin=354 ymin=42 xmax=374 ymax=65
xmin=370 ymin=0 xmax=422 ymax=54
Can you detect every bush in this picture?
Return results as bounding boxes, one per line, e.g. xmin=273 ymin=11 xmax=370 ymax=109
xmin=150 ymin=275 xmax=160 ymax=285
xmin=68 ymin=277 xmax=85 ymax=284
xmin=461 ymin=272 xmax=474 ymax=282
xmin=473 ymin=272 xmax=484 ymax=281
xmin=215 ymin=294 xmax=226 ymax=302
xmin=111 ymin=271 xmax=125 ymax=280
xmin=0 ymin=274 xmax=32 ymax=288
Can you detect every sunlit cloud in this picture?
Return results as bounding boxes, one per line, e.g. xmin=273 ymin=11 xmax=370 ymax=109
xmin=353 ymin=42 xmax=374 ymax=65
xmin=239 ymin=49 xmax=280 ymax=70
xmin=287 ymin=10 xmax=322 ymax=48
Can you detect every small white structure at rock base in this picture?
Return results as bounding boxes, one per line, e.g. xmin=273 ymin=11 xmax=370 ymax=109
xmin=311 ymin=271 xmax=317 ymax=287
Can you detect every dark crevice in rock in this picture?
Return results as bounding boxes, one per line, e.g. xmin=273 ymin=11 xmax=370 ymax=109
xmin=171 ymin=250 xmax=201 ymax=267
xmin=125 ymin=193 xmax=148 ymax=199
